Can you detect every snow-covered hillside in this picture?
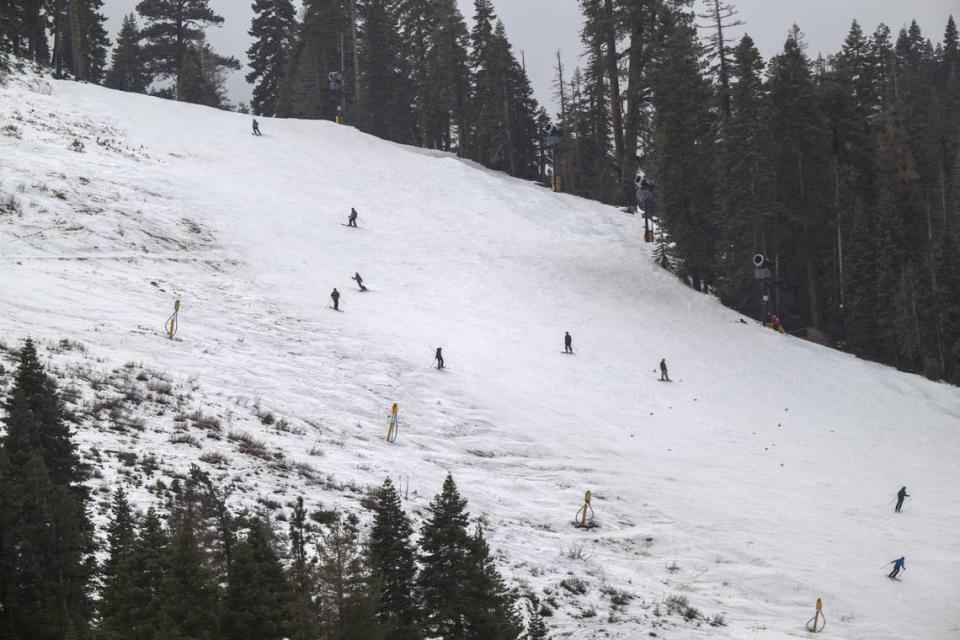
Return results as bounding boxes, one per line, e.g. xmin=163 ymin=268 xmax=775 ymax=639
xmin=1 ymin=67 xmax=959 ymax=639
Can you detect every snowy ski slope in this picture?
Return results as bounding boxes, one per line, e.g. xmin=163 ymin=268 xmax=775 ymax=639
xmin=1 ymin=69 xmax=959 ymax=639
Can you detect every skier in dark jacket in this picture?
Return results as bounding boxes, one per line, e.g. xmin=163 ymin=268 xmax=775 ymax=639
xmin=434 ymin=347 xmax=444 ymax=370
xmin=252 ymin=119 xmax=262 ymax=136
xmin=347 ymin=208 xmax=358 ymax=227
xmin=564 ymin=332 xmax=573 ymax=354
xmin=352 ymin=272 xmax=367 ymax=291
xmin=888 ymin=557 xmax=906 ymax=579
xmin=330 ymin=288 xmax=341 ymax=311
xmin=659 ymin=358 xmax=670 ymax=382
xmin=895 ymin=486 xmax=910 ymax=513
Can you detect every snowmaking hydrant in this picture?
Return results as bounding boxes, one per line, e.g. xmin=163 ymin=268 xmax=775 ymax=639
xmin=805 ymin=598 xmax=825 ymax=633
xmin=574 ymin=490 xmax=595 ymax=528
xmin=386 ymin=403 xmax=399 ymax=443
xmin=165 ymin=299 xmax=181 ymax=340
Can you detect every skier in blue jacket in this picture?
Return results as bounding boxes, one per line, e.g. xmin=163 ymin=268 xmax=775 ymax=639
xmin=252 ymin=119 xmax=262 ymax=136
xmin=888 ymin=557 xmax=906 ymax=579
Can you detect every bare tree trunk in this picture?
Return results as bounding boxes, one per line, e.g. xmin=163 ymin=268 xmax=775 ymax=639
xmin=349 ymin=0 xmax=359 ymax=106
xmin=602 ymin=0 xmax=624 ymax=197
xmin=623 ymin=22 xmax=645 ymax=206
xmin=712 ymin=0 xmax=731 ymax=119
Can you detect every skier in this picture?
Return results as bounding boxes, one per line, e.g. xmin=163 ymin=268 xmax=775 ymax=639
xmin=564 ymin=331 xmax=573 ymax=354
xmin=252 ymin=118 xmax=262 ymax=136
xmin=771 ymin=314 xmax=785 ymax=333
xmin=659 ymin=358 xmax=670 ymax=382
xmin=434 ymin=347 xmax=444 ymax=370
xmin=895 ymin=486 xmax=910 ymax=513
xmin=887 ymin=556 xmax=906 ymax=579
xmin=330 ymin=288 xmax=341 ymax=311
xmin=347 ymin=208 xmax=358 ymax=228
xmin=352 ymin=272 xmax=367 ymax=292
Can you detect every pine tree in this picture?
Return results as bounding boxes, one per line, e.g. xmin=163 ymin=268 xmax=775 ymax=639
xmin=126 ymin=508 xmax=173 ymax=639
xmin=0 ymin=339 xmax=94 ymax=640
xmin=286 ymin=497 xmax=321 ymax=640
xmin=72 ymin=0 xmax=110 ymax=81
xmin=572 ymin=0 xmax=616 ymax=201
xmin=358 ymin=0 xmax=416 ymax=141
xmin=368 ymin=479 xmax=421 ymax=640
xmin=246 ymin=0 xmax=297 ymax=117
xmin=421 ymin=0 xmax=470 ymax=151
xmin=649 ymin=5 xmax=717 ymax=291
xmin=396 ymin=0 xmax=434 ymax=144
xmin=697 ymin=0 xmax=743 ymax=120
xmin=0 ymin=1 xmax=21 ymax=54
xmin=136 ymin=0 xmax=238 ymax=102
xmin=20 ymin=0 xmax=49 ymax=64
xmin=277 ymin=0 xmax=349 ymax=120
xmin=222 ymin=518 xmax=292 ymax=640
xmin=714 ymin=34 xmax=777 ymax=314
xmin=178 ymin=36 xmax=239 ymax=108
xmin=316 ymin=513 xmax=384 ymax=640
xmin=462 ymin=527 xmax=522 ymax=640
xmin=766 ymin=26 xmax=833 ymax=328
xmin=524 ymin=601 xmax=549 ymax=640
xmin=417 ymin=474 xmax=473 ymax=639
xmin=161 ymin=505 xmax=222 ymax=640
xmin=105 ymin=14 xmax=150 ymax=93
xmin=99 ymin=488 xmax=138 ymax=639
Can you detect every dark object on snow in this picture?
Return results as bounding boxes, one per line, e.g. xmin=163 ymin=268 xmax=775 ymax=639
xmin=895 ymin=486 xmax=910 ymax=513
xmin=434 ymin=347 xmax=444 ymax=370
xmin=888 ymin=557 xmax=905 ymax=579
xmin=564 ymin=331 xmax=573 ymax=354
xmin=352 ymin=272 xmax=367 ymax=291
xmin=252 ymin=119 xmax=262 ymax=136
xmin=331 ymin=288 xmax=341 ymax=311
xmin=347 ymin=208 xmax=358 ymax=227
xmin=659 ymin=358 xmax=670 ymax=382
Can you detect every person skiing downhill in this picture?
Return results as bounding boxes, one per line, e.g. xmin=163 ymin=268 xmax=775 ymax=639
xmin=252 ymin=118 xmax=262 ymax=136
xmin=434 ymin=347 xmax=444 ymax=370
xmin=895 ymin=486 xmax=910 ymax=513
xmin=352 ymin=272 xmax=367 ymax=291
xmin=330 ymin=288 xmax=341 ymax=311
xmin=347 ymin=208 xmax=358 ymax=227
xmin=659 ymin=358 xmax=670 ymax=382
xmin=564 ymin=332 xmax=573 ymax=354
xmin=888 ymin=556 xmax=906 ymax=579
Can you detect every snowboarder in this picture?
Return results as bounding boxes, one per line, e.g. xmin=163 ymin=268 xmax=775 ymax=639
xmin=330 ymin=288 xmax=341 ymax=311
xmin=895 ymin=486 xmax=910 ymax=513
xmin=347 ymin=208 xmax=358 ymax=227
xmin=564 ymin=331 xmax=573 ymax=354
xmin=659 ymin=358 xmax=670 ymax=382
xmin=252 ymin=118 xmax=262 ymax=136
xmin=434 ymin=347 xmax=444 ymax=370
xmin=887 ymin=556 xmax=906 ymax=579
xmin=352 ymin=272 xmax=367 ymax=291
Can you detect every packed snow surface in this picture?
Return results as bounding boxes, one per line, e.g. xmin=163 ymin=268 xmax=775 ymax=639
xmin=1 ymin=70 xmax=959 ymax=639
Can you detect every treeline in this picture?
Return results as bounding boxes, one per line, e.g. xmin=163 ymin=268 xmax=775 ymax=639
xmin=250 ymin=0 xmax=544 ymax=178
xmin=0 ymin=0 xmax=239 ymax=107
xmin=562 ymin=1 xmax=960 ymax=384
xmin=0 ymin=0 xmax=110 ymax=82
xmin=0 ymin=340 xmax=547 ymax=640
xmin=0 ymin=0 xmax=546 ymax=180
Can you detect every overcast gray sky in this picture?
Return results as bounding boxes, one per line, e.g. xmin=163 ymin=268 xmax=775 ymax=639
xmin=101 ymin=0 xmax=956 ymax=114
